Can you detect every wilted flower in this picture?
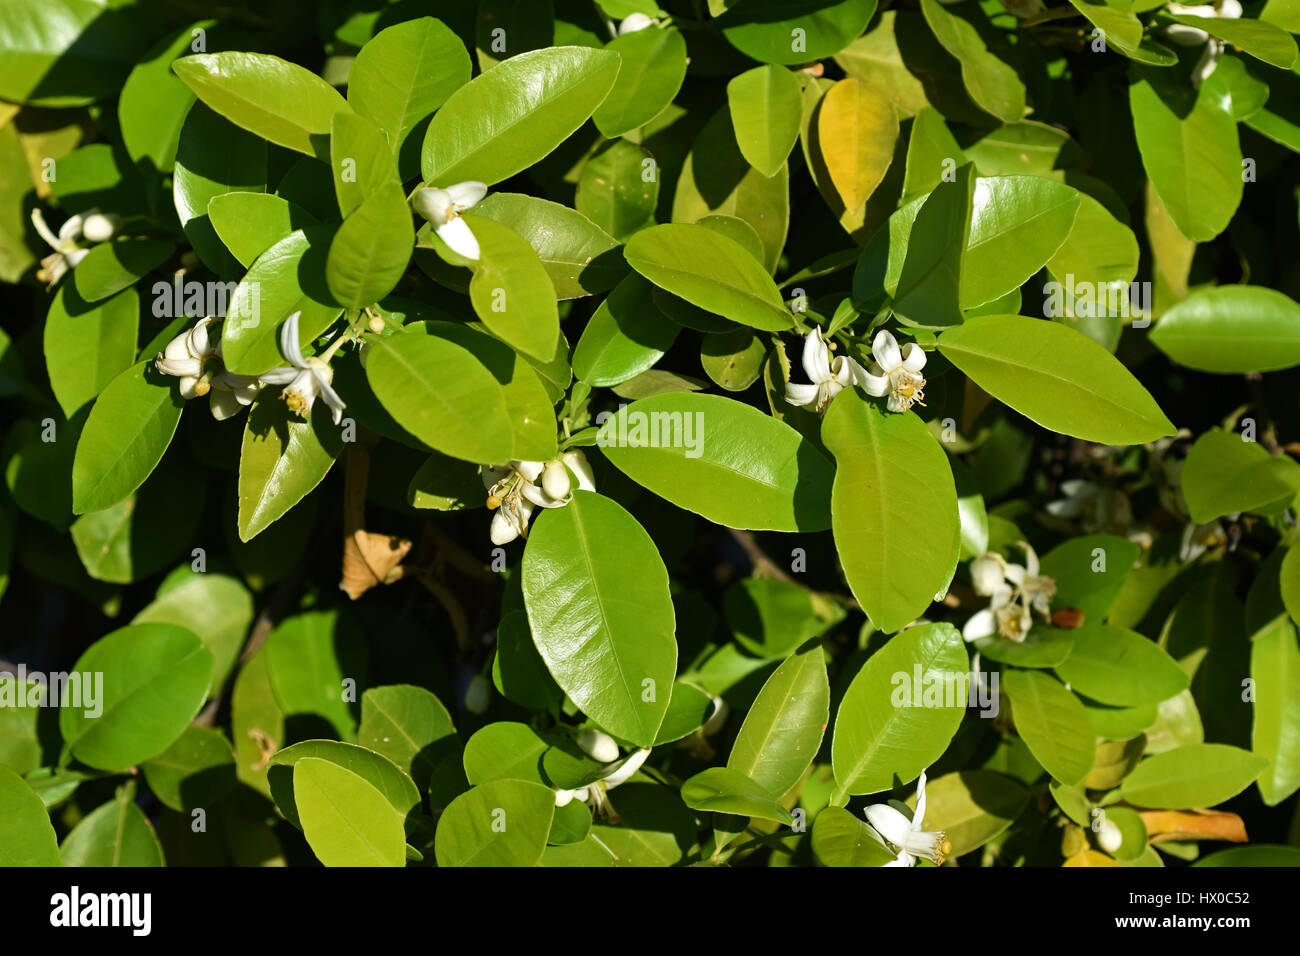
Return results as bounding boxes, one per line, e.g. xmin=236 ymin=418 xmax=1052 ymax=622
xmin=864 ymin=769 xmax=951 ymax=867
xmin=785 ymin=327 xmax=863 ymax=413
xmin=411 ymin=181 xmax=488 ymax=260
xmin=482 ymin=450 xmax=595 ymax=545
xmin=259 ymin=311 xmax=347 ymax=425
xmin=856 ymin=329 xmax=928 ymax=413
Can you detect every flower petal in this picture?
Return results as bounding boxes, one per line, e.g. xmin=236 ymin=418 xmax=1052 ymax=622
xmin=438 ymin=217 xmax=480 ymax=260
xmin=900 ymin=342 xmax=927 ymax=373
xmin=445 ymin=180 xmax=488 ymax=210
xmin=864 ymin=803 xmax=913 ymax=849
xmin=801 ymin=328 xmax=830 ymax=384
xmin=871 ymin=329 xmax=902 ymax=372
xmin=962 ymin=608 xmax=997 ymax=642
xmin=208 ymin=387 xmax=243 ymax=421
xmin=258 ymin=366 xmax=299 ymax=386
xmin=279 ymin=311 xmax=307 ymax=368
xmin=784 ymin=382 xmax=820 ymax=408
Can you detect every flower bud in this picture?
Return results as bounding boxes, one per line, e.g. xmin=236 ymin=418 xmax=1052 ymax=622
xmin=541 ymin=459 xmax=571 ymax=501
xmin=1097 ymin=818 xmax=1123 ymax=854
xmin=618 ymin=13 xmax=654 ymax=34
xmin=970 ymin=554 xmax=1005 ymax=596
xmin=577 ymin=728 xmax=619 ymax=763
xmin=464 ymin=674 xmax=490 ymax=714
xmin=81 ymin=212 xmax=123 ymax=243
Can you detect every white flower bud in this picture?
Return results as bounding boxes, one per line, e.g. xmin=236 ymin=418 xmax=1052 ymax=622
xmin=618 ymin=13 xmax=654 ymax=34
xmin=577 ymin=728 xmax=619 ymax=763
xmin=81 ymin=212 xmax=122 ymax=243
xmin=1097 ymin=818 xmax=1123 ymax=854
xmin=541 ymin=459 xmax=571 ymax=501
xmin=970 ymin=554 xmax=1006 ymax=597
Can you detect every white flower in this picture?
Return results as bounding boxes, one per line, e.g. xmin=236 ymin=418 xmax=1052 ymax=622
xmin=618 ymin=13 xmax=655 ymax=33
xmin=154 ymin=317 xmax=261 ymax=420
xmin=1164 ymin=0 xmax=1243 ymax=86
xmin=1180 ymin=519 xmax=1227 ymax=563
xmin=259 ymin=311 xmax=347 ymax=425
xmin=963 ymin=542 xmax=1056 ymax=643
xmin=31 ymin=207 xmax=99 ymax=289
xmin=482 ymin=450 xmax=596 ymax=545
xmin=863 ymin=770 xmax=951 ymax=867
xmin=856 ymin=329 xmax=927 ymax=413
xmin=81 ymin=212 xmax=123 ymax=244
xmin=784 ymin=327 xmax=863 ymax=412
xmin=554 ymin=747 xmax=651 ymax=817
xmin=412 ymin=181 xmax=488 ymax=260
xmin=1097 ymin=817 xmax=1123 ymax=854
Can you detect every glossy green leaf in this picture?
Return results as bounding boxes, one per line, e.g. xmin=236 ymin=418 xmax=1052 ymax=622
xmin=919 ymin=0 xmax=1025 ymax=122
xmin=173 ymin=52 xmax=351 ymax=160
xmin=1038 ymin=534 xmax=1141 ymax=620
xmin=208 ymin=192 xmax=318 ymax=269
xmin=594 ymin=27 xmax=687 ymax=138
xmin=0 ymin=765 xmax=61 ymax=866
xmin=720 ymin=0 xmax=879 ymax=66
xmin=294 ymin=757 xmax=406 ymax=867
xmin=625 ymin=224 xmax=793 ymax=331
xmin=329 ymin=111 xmax=399 ymax=219
xmin=597 ymin=393 xmax=835 ymax=532
xmin=463 ymin=215 xmax=559 ymax=360
xmin=680 ymin=766 xmax=793 ymax=824
xmin=522 ymin=492 xmax=676 ymax=746
xmin=1120 ymin=744 xmax=1268 ymax=809
xmin=822 ymin=390 xmax=960 ymax=633
xmin=265 ymin=611 xmax=367 ymax=741
xmin=1250 ymin=615 xmax=1300 ymax=805
xmin=364 ymin=329 xmax=515 ymax=463
xmin=421 ymin=46 xmax=620 ymax=186
xmin=1167 ymin=13 xmax=1297 ymax=69
xmin=1002 ymin=668 xmax=1094 ymax=785
xmin=60 ymin=785 xmax=164 ymax=866
xmin=434 ymin=778 xmax=555 ymax=866
xmin=938 ymin=316 xmax=1175 ymax=444
xmin=132 ymin=572 xmax=254 ymax=695
xmin=60 ymin=622 xmax=214 ymax=771
xmin=910 ymin=770 xmax=1029 ymax=859
xmin=726 ymin=65 xmax=803 ymax=178
xmin=326 ymin=183 xmax=413 ymax=309
xmin=1054 ymin=624 xmax=1189 ymax=707
xmin=831 ymin=622 xmax=969 ymax=798
xmin=575 ymin=139 xmax=659 ymax=241
xmin=572 ymin=274 xmax=678 ymax=387
xmin=44 ymin=283 xmax=138 ymax=419
xmin=267 ymin=739 xmax=417 ymax=827
xmin=71 ymin=361 xmax=184 ymax=515
xmin=140 ymin=726 xmax=235 ymax=812
xmin=812 ymin=805 xmax=897 ymax=866
xmin=238 ymin=398 xmax=342 ymax=541
xmin=1150 ymin=286 xmax=1300 ymax=374
xmin=72 ymin=238 xmax=173 ymax=303
xmin=357 ymin=685 xmax=457 ymax=784
xmin=1179 ymin=428 xmax=1300 ymax=523
xmin=727 ymin=642 xmax=829 ymax=797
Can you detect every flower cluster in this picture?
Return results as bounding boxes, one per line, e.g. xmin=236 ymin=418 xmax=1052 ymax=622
xmin=785 ymin=328 xmax=927 ymax=414
xmin=482 ymin=451 xmax=596 ymax=545
xmin=963 ymin=542 xmax=1057 ymax=643
xmin=863 ymin=769 xmax=951 ymax=867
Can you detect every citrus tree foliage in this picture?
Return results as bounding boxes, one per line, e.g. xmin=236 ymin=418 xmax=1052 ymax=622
xmin=2 ymin=0 xmax=1300 ymax=870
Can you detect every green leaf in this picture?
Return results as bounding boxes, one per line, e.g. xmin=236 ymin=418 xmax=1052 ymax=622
xmin=701 ymin=327 xmax=765 ymax=392
xmin=43 ymin=283 xmax=138 ymax=419
xmin=140 ymin=726 xmax=235 ymax=812
xmin=60 ymin=622 xmax=214 ymax=771
xmin=720 ymin=0 xmax=879 ymax=65
xmin=118 ymin=23 xmax=203 ymax=174
xmin=173 ymin=103 xmax=267 ymax=278
xmin=347 ymin=16 xmax=472 ymax=180
xmin=208 ymin=192 xmax=319 ymax=269
xmin=1250 ymin=615 xmax=1300 ymax=805
xmin=238 ymin=398 xmax=342 ymax=541
xmin=72 ymin=238 xmax=174 ymax=303
xmin=726 ymin=65 xmax=803 ymax=178
xmin=132 ymin=571 xmax=254 ymax=694
xmin=265 ymin=610 xmax=367 ymax=741
xmin=463 ymin=215 xmax=560 ymax=361
xmin=294 ymin=758 xmax=406 ymax=867
xmin=910 ymin=770 xmax=1029 ymax=859
xmin=1130 ymin=69 xmax=1241 ymax=242
xmin=1038 ymin=534 xmax=1141 ymax=620
xmin=60 ymin=785 xmax=164 ymax=866
xmin=326 ymin=183 xmax=413 ymax=309
xmin=1150 ymin=286 xmax=1300 ymax=374
xmin=597 ymin=393 xmax=835 ymax=532
xmin=822 ymin=391 xmax=960 ymax=633
xmin=1284 ymin=546 xmax=1300 ymax=629
xmin=364 ymin=330 xmax=515 ymax=463
xmin=0 ymin=766 xmax=61 ymax=865
xmin=723 ymin=577 xmax=824 ymax=659
xmin=1001 ymin=669 xmax=1094 ymax=785
xmin=1120 ymin=744 xmax=1269 ymax=809
xmin=680 ymin=766 xmax=793 ymax=824
xmin=357 ymin=685 xmax=457 ymax=784
xmin=575 ymin=140 xmax=659 ymax=241
xmin=220 ymin=227 xmax=343 ymax=376
xmin=594 ymin=27 xmax=687 ymax=138
xmin=522 ymin=492 xmax=676 ymax=746
xmin=811 ymin=805 xmax=898 ymax=866
xmin=421 ymin=46 xmax=620 ymax=186
xmin=1195 ymin=844 xmax=1300 ymax=867
xmin=463 ymin=722 xmax=549 ymax=786
xmin=1179 ymin=428 xmax=1300 ymax=523
xmin=890 ymin=163 xmax=974 ymax=329
xmin=572 ymin=274 xmax=678 ymax=387
xmin=1054 ymin=624 xmax=1190 ymax=707
xmin=919 ymin=0 xmax=1025 ymax=122
xmin=472 ymin=192 xmax=623 ymax=300
xmin=434 ymin=778 xmax=555 ymax=866
xmin=71 ymin=362 xmax=184 ymax=515
xmin=727 ymin=642 xmax=829 ymax=797
xmin=267 ymin=739 xmax=418 ymax=827
xmin=329 ymin=111 xmax=399 ymax=219
xmin=173 ymin=52 xmax=351 ymax=161
xmin=1166 ymin=13 xmax=1297 ymax=69
xmin=831 ymin=622 xmax=969 ymax=798
xmin=937 ymin=316 xmax=1175 ymax=445
xmin=624 ymin=224 xmax=794 ymax=332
